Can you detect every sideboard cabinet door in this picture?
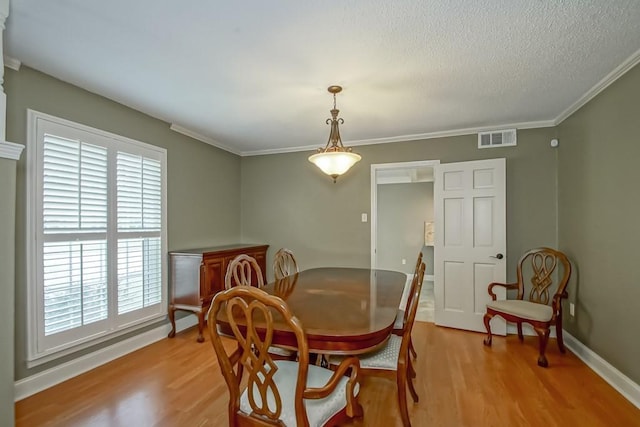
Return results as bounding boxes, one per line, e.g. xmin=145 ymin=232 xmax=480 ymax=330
xmin=201 ymin=257 xmax=224 ymax=306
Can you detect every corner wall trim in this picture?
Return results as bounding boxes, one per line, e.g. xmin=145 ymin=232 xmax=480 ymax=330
xmin=169 ymin=123 xmax=241 ymax=156
xmin=0 ymin=141 xmax=25 ymax=160
xmin=554 ymin=47 xmax=640 ymax=125
xmin=14 ymin=316 xmax=198 ymax=401
xmin=563 ymin=331 xmax=640 ymax=410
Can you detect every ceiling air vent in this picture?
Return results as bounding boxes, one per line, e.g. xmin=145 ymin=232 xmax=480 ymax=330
xmin=478 ymin=129 xmax=517 ymax=149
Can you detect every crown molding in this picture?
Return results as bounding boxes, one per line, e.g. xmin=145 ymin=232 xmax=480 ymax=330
xmin=3 ymin=55 xmax=21 ymax=71
xmin=241 ymin=120 xmax=555 ymax=157
xmin=0 ymin=141 xmax=25 ymax=160
xmin=555 ymin=47 xmax=640 ymax=125
xmin=242 ymin=144 xmax=320 ymax=156
xmin=169 ymin=123 xmax=241 ymax=156
xmin=345 ymin=120 xmax=555 ymax=148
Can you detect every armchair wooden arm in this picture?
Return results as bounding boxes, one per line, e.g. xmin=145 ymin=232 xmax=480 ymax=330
xmin=304 ymin=356 xmax=362 ymax=418
xmin=487 ymin=282 xmax=519 ymax=300
xmin=304 ymin=356 xmax=360 ymax=399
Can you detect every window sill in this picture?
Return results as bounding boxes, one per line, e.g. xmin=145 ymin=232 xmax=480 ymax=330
xmin=26 ymin=314 xmax=166 ymax=369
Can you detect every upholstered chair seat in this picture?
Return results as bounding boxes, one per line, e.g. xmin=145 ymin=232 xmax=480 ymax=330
xmin=485 ymin=300 xmax=553 ymax=322
xmin=239 ymin=360 xmax=360 ymax=427
xmin=333 ymin=335 xmax=403 ymax=371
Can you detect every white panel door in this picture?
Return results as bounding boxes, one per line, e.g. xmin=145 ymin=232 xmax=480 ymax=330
xmin=434 ymin=158 xmax=507 ymax=333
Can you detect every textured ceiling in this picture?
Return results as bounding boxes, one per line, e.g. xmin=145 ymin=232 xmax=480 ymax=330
xmin=5 ymin=1 xmax=640 ymax=155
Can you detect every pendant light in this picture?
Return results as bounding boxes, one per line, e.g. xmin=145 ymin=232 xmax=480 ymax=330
xmin=308 ymin=85 xmax=361 ymax=182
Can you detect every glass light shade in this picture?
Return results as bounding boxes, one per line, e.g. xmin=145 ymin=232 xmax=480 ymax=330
xmin=308 ymin=151 xmax=361 ymax=179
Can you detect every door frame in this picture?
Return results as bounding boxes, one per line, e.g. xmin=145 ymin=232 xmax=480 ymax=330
xmin=370 ymin=160 xmax=440 ymax=269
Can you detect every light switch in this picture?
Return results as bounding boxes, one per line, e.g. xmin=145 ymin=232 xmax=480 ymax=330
xmin=361 ymin=213 xmax=368 ymax=222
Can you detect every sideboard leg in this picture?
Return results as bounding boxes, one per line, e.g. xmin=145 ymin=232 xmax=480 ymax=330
xmin=196 ymin=310 xmax=205 ymax=343
xmin=168 ymin=305 xmax=176 ymax=338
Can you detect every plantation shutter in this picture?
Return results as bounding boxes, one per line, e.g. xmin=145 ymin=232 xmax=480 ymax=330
xmin=116 ymin=153 xmax=163 ymax=314
xmin=42 ymin=135 xmax=108 ymax=336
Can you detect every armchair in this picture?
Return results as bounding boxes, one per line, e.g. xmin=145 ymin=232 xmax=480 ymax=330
xmin=483 ymin=247 xmax=572 ymax=367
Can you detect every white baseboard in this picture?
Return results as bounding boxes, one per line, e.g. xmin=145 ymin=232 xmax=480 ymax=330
xmin=14 ymin=316 xmax=198 ymax=401
xmin=504 ymin=326 xmax=639 ymax=409
xmin=563 ymin=331 xmax=640 ymax=410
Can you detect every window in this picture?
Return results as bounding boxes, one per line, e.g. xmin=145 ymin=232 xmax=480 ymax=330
xmin=27 ymin=110 xmax=167 ymax=365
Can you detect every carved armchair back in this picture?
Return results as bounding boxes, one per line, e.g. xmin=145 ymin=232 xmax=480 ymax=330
xmin=515 ymin=247 xmax=571 ymax=313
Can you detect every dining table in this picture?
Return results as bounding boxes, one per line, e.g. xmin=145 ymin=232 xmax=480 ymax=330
xmin=215 ymin=267 xmax=407 ymax=355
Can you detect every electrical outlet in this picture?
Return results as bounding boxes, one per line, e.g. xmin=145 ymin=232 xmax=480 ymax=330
xmin=569 ymin=302 xmax=575 ymax=317
xmin=401 ymin=259 xmax=406 ymax=265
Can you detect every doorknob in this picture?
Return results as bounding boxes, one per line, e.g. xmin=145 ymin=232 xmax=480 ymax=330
xmin=490 ymin=253 xmax=504 ymax=260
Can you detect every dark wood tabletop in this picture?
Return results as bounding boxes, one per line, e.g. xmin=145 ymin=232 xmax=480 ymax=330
xmin=216 ymin=267 xmax=407 ymax=355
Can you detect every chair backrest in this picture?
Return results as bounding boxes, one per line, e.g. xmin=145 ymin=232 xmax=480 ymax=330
xmin=398 ymin=252 xmax=422 ymax=314
xmin=208 ymin=286 xmax=311 ymax=426
xmin=225 ymin=254 xmax=265 ymax=290
xmin=400 ymin=252 xmax=424 ymax=326
xmin=515 ymin=247 xmax=571 ymax=306
xmin=273 ymin=248 xmax=299 ymax=280
xmin=274 ymin=272 xmax=299 ymax=299
xmin=413 ymin=251 xmax=423 ymax=276
xmin=403 ymin=262 xmax=426 ymax=341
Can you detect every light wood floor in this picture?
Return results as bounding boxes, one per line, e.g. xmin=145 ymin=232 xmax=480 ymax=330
xmin=16 ymin=322 xmax=640 ymax=427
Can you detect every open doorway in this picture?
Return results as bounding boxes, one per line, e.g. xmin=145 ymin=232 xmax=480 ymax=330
xmin=371 ymin=160 xmax=439 ymax=323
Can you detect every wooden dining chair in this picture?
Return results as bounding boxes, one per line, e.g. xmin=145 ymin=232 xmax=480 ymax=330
xmin=274 ymin=272 xmax=299 ymax=299
xmin=224 ymin=253 xmax=296 ymax=359
xmin=273 ymin=248 xmax=299 ymax=280
xmin=331 ymin=261 xmax=425 ymax=427
xmin=483 ymin=247 xmax=572 ymax=367
xmin=208 ymin=285 xmax=363 ymax=427
xmin=394 ymin=251 xmax=423 ymax=360
xmin=225 ymin=254 xmax=265 ymax=290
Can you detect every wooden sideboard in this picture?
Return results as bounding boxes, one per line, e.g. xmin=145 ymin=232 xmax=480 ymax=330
xmin=168 ymin=243 xmax=269 ymax=342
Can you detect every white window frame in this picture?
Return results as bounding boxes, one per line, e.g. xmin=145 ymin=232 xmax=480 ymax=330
xmin=26 ymin=110 xmax=168 ymax=367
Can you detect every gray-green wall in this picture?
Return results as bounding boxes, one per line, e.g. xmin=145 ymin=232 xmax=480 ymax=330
xmin=377 ymin=182 xmax=433 ymax=275
xmin=558 ymin=63 xmax=640 ymax=384
xmin=241 ymin=127 xmax=559 ymax=282
xmin=6 ymin=66 xmax=242 ymax=380
xmin=1 ymin=157 xmax=17 ymax=424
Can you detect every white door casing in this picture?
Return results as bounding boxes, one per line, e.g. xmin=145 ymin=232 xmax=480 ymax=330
xmin=434 ymin=158 xmax=507 ymax=333
xmin=370 ymin=160 xmax=440 ymax=269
